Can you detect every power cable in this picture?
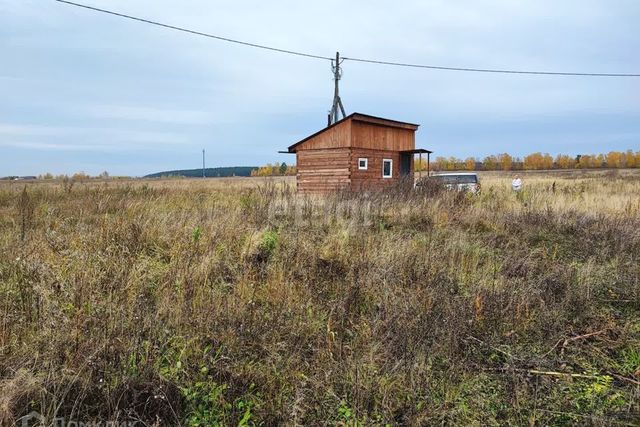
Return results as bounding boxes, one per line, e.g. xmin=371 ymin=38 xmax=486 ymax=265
xmin=54 ymin=0 xmax=640 ymax=77
xmin=54 ymin=0 xmax=332 ymax=61
xmin=341 ymin=56 xmax=640 ymax=77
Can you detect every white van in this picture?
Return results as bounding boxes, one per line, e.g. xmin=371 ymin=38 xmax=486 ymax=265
xmin=425 ymin=173 xmax=481 ymax=194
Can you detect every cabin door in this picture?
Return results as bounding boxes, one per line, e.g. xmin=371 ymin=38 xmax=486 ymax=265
xmin=400 ymin=153 xmax=412 ymax=177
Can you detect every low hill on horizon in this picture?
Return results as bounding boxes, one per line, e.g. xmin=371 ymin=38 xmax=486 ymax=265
xmin=144 ymin=166 xmax=257 ymax=178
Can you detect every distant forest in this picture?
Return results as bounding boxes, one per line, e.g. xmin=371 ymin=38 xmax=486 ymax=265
xmin=144 ymin=167 xmax=257 ymax=178
xmin=422 ymin=149 xmax=640 ymax=172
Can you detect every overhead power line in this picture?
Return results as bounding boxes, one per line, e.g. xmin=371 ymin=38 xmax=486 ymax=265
xmin=53 ymin=0 xmax=332 ymax=61
xmin=54 ymin=0 xmax=640 ymax=78
xmin=341 ymin=57 xmax=640 ymax=77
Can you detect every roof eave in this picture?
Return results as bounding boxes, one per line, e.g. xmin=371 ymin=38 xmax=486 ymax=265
xmin=351 ymin=113 xmax=420 ymax=130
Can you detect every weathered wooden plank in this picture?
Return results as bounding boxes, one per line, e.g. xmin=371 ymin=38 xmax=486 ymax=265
xmin=293 ymin=120 xmax=352 ymax=151
xmin=298 ymin=168 xmax=349 ymax=172
xmin=298 ymin=164 xmax=350 ymax=168
xmin=351 ymin=122 xmax=414 ymax=151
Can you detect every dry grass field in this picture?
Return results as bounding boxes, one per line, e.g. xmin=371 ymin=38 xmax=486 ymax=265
xmin=1 ymin=169 xmax=639 ymax=425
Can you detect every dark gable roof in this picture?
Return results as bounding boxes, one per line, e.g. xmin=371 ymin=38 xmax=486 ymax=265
xmin=287 ymin=112 xmax=420 ymax=153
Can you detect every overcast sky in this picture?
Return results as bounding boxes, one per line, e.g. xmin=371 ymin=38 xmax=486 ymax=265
xmin=1 ymin=0 xmax=639 ymax=176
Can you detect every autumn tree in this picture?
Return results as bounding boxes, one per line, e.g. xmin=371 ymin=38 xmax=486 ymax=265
xmin=578 ymin=155 xmax=591 ymax=169
xmin=448 ymin=156 xmax=464 ymax=171
xmin=524 ymin=152 xmax=542 ymax=170
xmin=252 ymin=162 xmax=297 ymax=177
xmin=432 ymin=157 xmax=448 ymax=172
xmin=251 ymin=163 xmax=276 ymax=177
xmin=555 ymin=154 xmax=575 ymax=169
xmin=414 ymin=158 xmax=428 ymax=172
xmin=464 ymin=157 xmax=476 ymax=171
xmin=603 ymin=150 xmax=640 ymax=168
xmin=498 ymin=153 xmax=513 ymax=171
xmin=606 ymin=151 xmax=623 ymax=168
xmin=285 ymin=165 xmax=297 ymax=175
xmin=577 ymin=154 xmax=602 ymax=169
xmin=72 ymin=171 xmax=90 ymax=181
xmin=523 ymin=152 xmax=553 ymax=170
xmin=626 ymin=150 xmax=638 ymax=168
xmin=482 ymin=155 xmax=498 ymax=171
xmin=594 ymin=154 xmax=604 ymax=168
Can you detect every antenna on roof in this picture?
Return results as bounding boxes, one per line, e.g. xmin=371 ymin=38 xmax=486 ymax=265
xmin=329 ymin=51 xmax=346 ymax=125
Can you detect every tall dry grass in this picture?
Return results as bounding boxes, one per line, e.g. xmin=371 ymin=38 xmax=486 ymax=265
xmin=0 ymin=171 xmax=639 ymax=425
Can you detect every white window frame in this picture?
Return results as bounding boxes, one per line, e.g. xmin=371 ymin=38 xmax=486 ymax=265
xmin=358 ymin=157 xmax=368 ymax=170
xmin=382 ymin=159 xmax=393 ymax=178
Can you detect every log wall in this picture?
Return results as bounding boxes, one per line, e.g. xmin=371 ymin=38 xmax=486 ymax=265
xmin=293 ymin=116 xmax=417 ymax=193
xmin=296 ymin=148 xmax=351 ymax=193
xmin=350 ymin=148 xmax=413 ymax=191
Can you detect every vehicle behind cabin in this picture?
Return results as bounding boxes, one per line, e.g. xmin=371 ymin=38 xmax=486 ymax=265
xmin=417 ymin=173 xmax=481 ymax=194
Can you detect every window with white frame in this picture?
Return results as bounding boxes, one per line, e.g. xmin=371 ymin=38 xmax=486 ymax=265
xmin=358 ymin=158 xmax=368 ymax=170
xmin=382 ymin=159 xmax=393 ymax=178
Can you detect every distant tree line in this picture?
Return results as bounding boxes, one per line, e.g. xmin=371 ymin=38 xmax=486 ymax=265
xmin=145 ymin=167 xmax=256 ymax=178
xmin=251 ymin=162 xmax=297 ymax=177
xmin=416 ymin=150 xmax=640 ymax=172
xmin=27 ymin=149 xmax=640 ymax=181
xmin=36 ymin=171 xmax=112 ymax=180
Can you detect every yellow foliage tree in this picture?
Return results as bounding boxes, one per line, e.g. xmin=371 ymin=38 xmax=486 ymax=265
xmin=252 ymin=163 xmax=298 ymax=177
xmin=451 ymin=157 xmax=466 ymax=170
xmin=555 ymin=154 xmax=575 ymax=169
xmin=498 ymin=153 xmax=513 ymax=171
xmin=464 ymin=157 xmax=476 ymax=171
xmin=72 ymin=171 xmax=90 ymax=181
xmin=432 ymin=157 xmax=448 ymax=171
xmin=594 ymin=154 xmax=604 ymax=168
xmin=606 ymin=151 xmax=624 ymax=168
xmin=414 ymin=158 xmax=428 ymax=172
xmin=523 ymin=153 xmax=554 ymax=170
xmin=578 ymin=155 xmax=591 ymax=169
xmin=633 ymin=151 xmax=640 ymax=168
xmin=623 ymin=150 xmax=635 ymax=168
xmin=482 ymin=155 xmax=498 ymax=171
xmin=524 ymin=152 xmax=542 ymax=170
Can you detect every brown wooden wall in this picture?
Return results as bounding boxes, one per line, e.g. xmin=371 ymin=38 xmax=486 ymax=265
xmin=294 ymin=119 xmax=415 ymax=152
xmin=351 ymin=121 xmax=415 ymax=151
xmin=349 ymin=148 xmax=413 ymax=191
xmin=296 ymin=148 xmax=351 ymax=193
xmin=294 ymin=120 xmax=352 ymax=151
xmin=293 ymin=117 xmax=417 ymax=193
xmin=296 ymin=148 xmax=416 ymax=193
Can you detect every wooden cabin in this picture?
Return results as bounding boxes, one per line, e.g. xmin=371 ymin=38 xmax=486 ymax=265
xmin=285 ymin=113 xmax=430 ymax=193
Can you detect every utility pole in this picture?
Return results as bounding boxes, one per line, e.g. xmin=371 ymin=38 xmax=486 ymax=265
xmin=329 ymin=51 xmax=346 ymax=125
xmin=202 ymin=149 xmax=205 ymax=178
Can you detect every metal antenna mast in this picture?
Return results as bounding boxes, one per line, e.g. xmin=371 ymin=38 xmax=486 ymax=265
xmin=328 ymin=51 xmax=346 ymax=125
